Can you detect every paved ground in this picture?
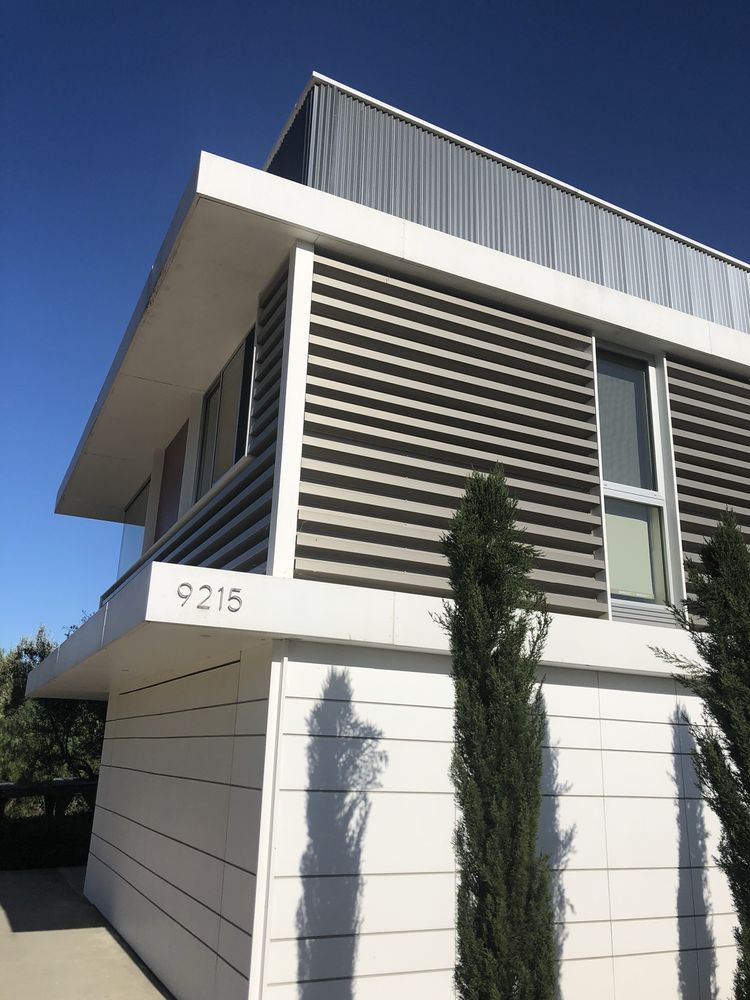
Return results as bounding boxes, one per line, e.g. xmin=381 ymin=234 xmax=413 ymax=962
xmin=0 ymin=867 xmax=173 ymax=999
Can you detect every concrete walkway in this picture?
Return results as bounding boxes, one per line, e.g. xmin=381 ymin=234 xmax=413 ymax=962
xmin=0 ymin=867 xmax=173 ymax=1000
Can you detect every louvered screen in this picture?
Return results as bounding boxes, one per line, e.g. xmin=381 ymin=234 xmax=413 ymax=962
xmin=294 ymin=255 xmax=607 ymax=618
xmin=667 ymin=357 xmax=750 ymax=563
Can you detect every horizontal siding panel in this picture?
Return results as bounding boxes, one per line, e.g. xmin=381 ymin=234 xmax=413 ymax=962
xmin=668 ymin=357 xmax=750 ymax=561
xmin=295 ymin=255 xmax=606 ymax=617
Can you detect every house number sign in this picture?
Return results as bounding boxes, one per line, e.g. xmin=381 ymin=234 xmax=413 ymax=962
xmin=177 ymin=582 xmax=243 ymax=613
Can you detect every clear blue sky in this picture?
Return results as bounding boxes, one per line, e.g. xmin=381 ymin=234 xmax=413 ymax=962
xmin=1 ymin=0 xmax=748 ymax=650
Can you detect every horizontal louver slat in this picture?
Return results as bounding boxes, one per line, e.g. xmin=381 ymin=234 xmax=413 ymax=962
xmin=295 ymin=254 xmax=607 ymax=617
xmin=668 ymin=356 xmax=750 ymax=565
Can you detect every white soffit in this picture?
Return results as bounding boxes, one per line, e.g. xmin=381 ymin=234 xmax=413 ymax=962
xmin=56 ymin=160 xmax=316 ymax=521
xmin=26 ymin=563 xmax=700 ymax=700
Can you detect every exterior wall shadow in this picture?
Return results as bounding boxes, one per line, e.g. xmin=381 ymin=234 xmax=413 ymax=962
xmin=296 ymin=667 xmax=387 ymax=998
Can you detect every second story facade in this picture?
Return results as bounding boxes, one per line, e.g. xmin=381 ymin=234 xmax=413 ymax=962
xmin=54 ymin=74 xmax=750 ymax=637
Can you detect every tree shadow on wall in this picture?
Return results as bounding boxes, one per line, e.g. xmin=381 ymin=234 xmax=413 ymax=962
xmin=296 ymin=668 xmax=388 ymax=999
xmin=672 ymin=708 xmax=717 ymax=999
xmin=540 ymin=719 xmax=576 ymax=972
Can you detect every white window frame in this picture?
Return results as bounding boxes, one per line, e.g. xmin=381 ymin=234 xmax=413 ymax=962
xmin=594 ymin=340 xmax=680 ymax=614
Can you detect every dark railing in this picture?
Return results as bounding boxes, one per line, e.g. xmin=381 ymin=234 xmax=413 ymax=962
xmin=0 ymin=778 xmax=98 ymax=818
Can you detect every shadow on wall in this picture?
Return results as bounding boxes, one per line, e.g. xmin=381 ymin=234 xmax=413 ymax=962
xmin=540 ymin=718 xmax=576 ymax=967
xmin=296 ymin=668 xmax=388 ymax=999
xmin=673 ymin=707 xmax=717 ymax=999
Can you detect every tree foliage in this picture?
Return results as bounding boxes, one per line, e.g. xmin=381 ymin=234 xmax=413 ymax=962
xmin=441 ymin=467 xmax=557 ymax=1000
xmin=657 ymin=511 xmax=750 ymax=1000
xmin=0 ymin=625 xmax=105 ymax=783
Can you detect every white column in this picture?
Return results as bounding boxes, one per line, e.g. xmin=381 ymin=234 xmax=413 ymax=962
xmin=247 ymin=639 xmax=288 ymax=1000
xmin=266 ymin=241 xmax=314 ymax=577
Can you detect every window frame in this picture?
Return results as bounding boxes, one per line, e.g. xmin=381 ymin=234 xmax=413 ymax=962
xmin=594 ymin=341 xmax=678 ymax=612
xmin=194 ymin=331 xmax=255 ymax=502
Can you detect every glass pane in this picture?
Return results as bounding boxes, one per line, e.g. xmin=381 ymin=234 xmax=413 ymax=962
xmin=597 ymin=352 xmax=654 ymax=490
xmin=117 ymin=480 xmax=150 ymax=577
xmin=213 ymin=345 xmax=244 ymax=482
xmin=605 ymin=498 xmax=667 ymax=603
xmin=196 ymin=384 xmax=220 ymax=499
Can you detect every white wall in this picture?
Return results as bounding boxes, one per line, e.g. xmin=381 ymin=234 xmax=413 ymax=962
xmin=259 ymin=640 xmax=736 ymax=1000
xmin=85 ymin=642 xmax=273 ymax=1000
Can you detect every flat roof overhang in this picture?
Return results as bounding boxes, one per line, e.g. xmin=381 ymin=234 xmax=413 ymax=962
xmin=56 ymin=156 xmax=325 ymax=522
xmin=27 ymin=563 xmax=700 ymax=700
xmin=58 ymin=152 xmax=750 ymax=523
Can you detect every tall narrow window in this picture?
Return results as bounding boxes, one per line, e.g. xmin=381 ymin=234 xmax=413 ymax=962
xmin=597 ymin=350 xmax=669 ymax=606
xmin=195 ymin=332 xmax=254 ymax=500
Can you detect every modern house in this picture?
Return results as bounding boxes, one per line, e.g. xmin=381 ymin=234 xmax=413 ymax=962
xmin=27 ymin=74 xmax=749 ymax=1000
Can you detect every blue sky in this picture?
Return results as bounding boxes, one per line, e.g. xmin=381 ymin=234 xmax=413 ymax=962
xmin=1 ymin=0 xmax=749 ymax=649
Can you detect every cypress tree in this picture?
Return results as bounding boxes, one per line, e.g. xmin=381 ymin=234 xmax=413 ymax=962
xmin=441 ymin=467 xmax=557 ymax=1000
xmin=657 ymin=511 xmax=750 ymax=1000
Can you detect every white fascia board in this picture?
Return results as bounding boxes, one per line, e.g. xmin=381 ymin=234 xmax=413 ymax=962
xmin=197 ymin=153 xmax=750 ymax=375
xmin=26 ymin=562 xmax=700 ymax=700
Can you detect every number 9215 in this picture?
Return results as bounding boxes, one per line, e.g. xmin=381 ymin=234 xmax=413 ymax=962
xmin=177 ymin=582 xmax=242 ymax=613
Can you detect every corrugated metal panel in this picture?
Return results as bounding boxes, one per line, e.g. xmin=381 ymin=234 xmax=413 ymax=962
xmin=667 ymin=357 xmax=750 ymax=564
xmin=294 ymin=254 xmax=608 ymax=618
xmin=272 ymin=83 xmax=750 ymax=336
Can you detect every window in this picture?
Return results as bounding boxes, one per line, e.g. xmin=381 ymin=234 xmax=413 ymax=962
xmin=117 ymin=479 xmax=150 ymax=577
xmin=195 ymin=333 xmax=255 ymax=500
xmin=597 ymin=350 xmax=669 ymax=606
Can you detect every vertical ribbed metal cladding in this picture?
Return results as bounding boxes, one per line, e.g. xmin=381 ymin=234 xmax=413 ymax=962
xmin=301 ymin=83 xmax=750 ymax=336
xmin=294 ymin=253 xmax=608 ymax=618
xmin=667 ymin=357 xmax=750 ymax=565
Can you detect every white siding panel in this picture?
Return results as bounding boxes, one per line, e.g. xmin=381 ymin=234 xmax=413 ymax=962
xmin=101 ymin=735 xmax=236 ymax=785
xmin=559 ymin=956 xmax=615 ymax=1000
xmin=105 ymin=703 xmax=237 ymax=739
xmin=604 ymin=798 xmax=686 ymax=869
xmin=282 ymin=648 xmax=452 ymax=706
xmin=85 ymin=854 xmax=219 ymax=1000
xmin=265 ymin=969 xmax=454 ymax=1000
xmin=110 ymin=659 xmax=242 ymax=719
xmin=90 ymin=832 xmax=220 ymax=948
xmin=91 ymin=806 xmax=224 ymax=911
xmin=274 ymin=789 xmax=455 ymax=877
xmin=613 ymin=950 xmax=700 ymax=1000
xmin=279 ymin=733 xmax=452 ymax=794
xmin=283 ymin=698 xmax=453 ymax=743
xmin=97 ymin=766 xmax=232 ymax=858
xmin=269 ymin=872 xmax=456 ymax=938
xmin=266 ymin=928 xmax=455 ymax=984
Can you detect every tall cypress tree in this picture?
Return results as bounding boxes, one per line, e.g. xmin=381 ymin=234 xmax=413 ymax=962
xmin=658 ymin=511 xmax=750 ymax=1000
xmin=441 ymin=467 xmax=557 ymax=1000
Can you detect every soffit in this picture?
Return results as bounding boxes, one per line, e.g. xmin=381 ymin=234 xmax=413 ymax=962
xmin=56 ymin=186 xmax=307 ymax=521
